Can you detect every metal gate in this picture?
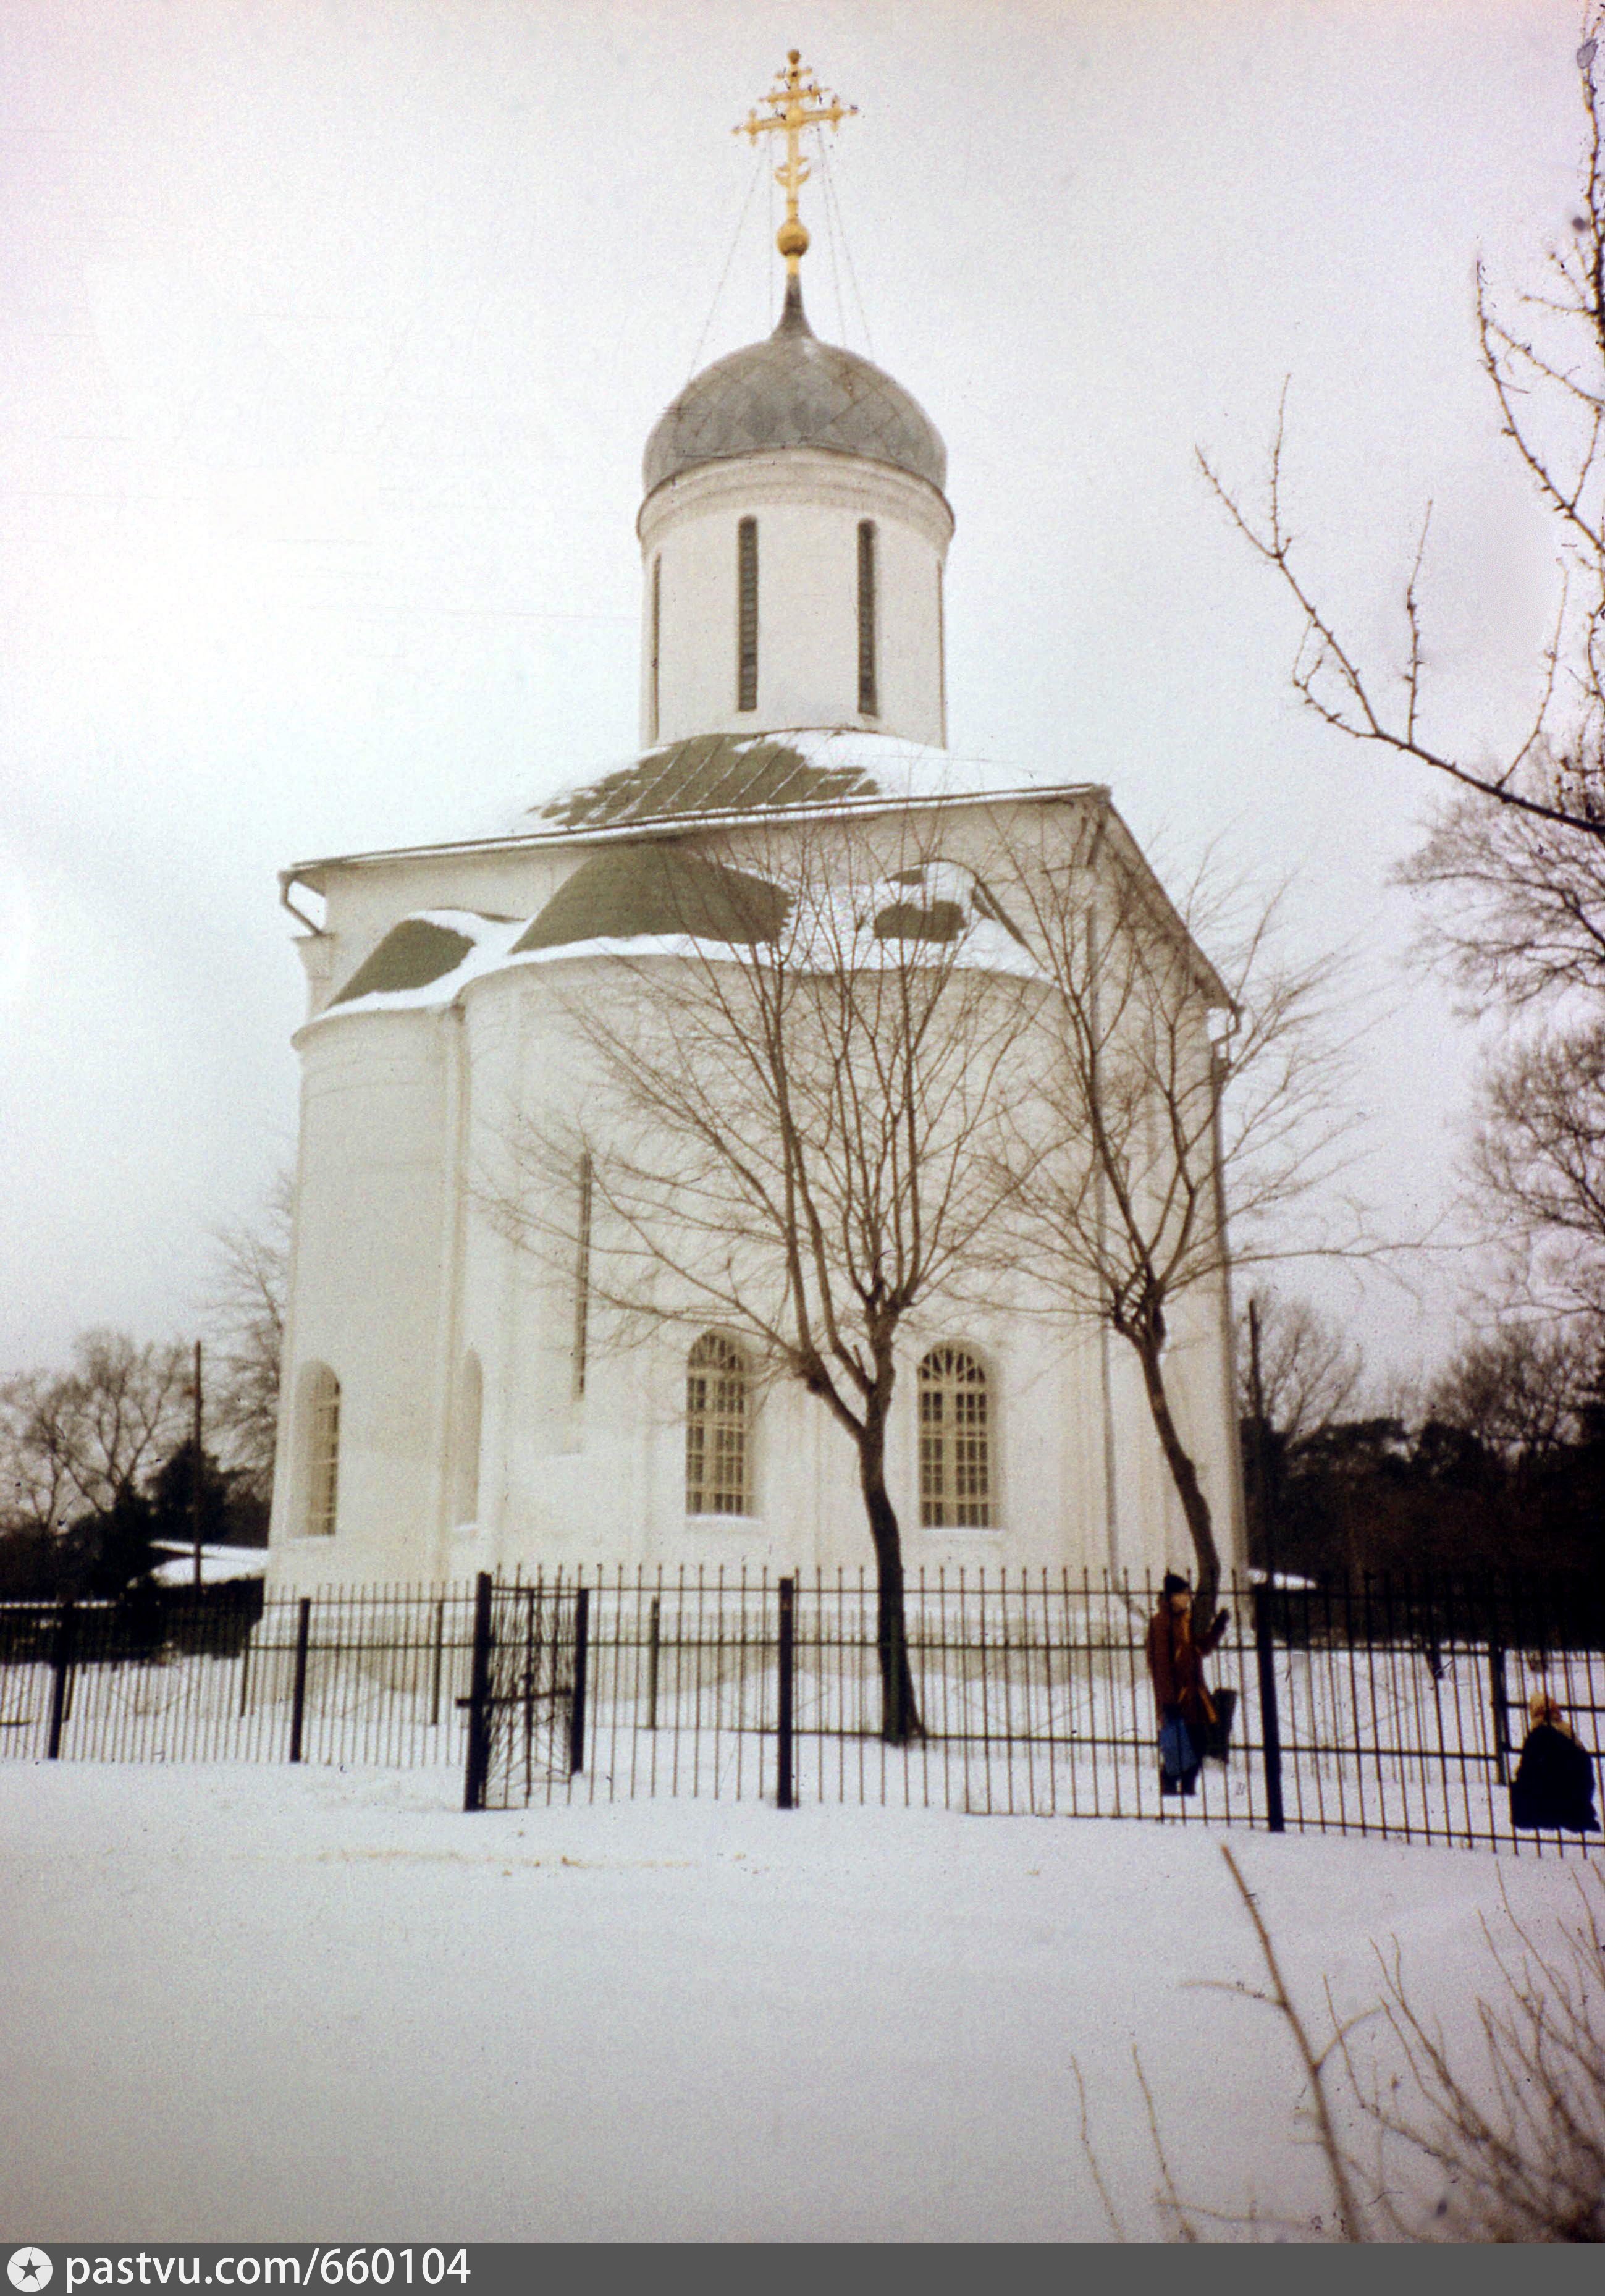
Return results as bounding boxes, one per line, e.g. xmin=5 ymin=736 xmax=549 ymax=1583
xmin=462 ymin=1574 xmax=587 ymax=1811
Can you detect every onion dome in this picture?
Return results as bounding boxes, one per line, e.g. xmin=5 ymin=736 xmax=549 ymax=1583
xmin=642 ymin=277 xmax=948 ymax=499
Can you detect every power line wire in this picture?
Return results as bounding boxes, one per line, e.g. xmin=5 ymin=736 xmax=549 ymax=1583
xmin=817 ymin=130 xmax=849 ymax=345
xmin=684 ymin=143 xmax=767 ymax=383
xmin=817 ymin=137 xmax=874 ymax=363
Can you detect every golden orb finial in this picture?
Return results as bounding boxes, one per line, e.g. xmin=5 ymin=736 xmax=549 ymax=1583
xmin=734 ymin=51 xmax=857 ymax=277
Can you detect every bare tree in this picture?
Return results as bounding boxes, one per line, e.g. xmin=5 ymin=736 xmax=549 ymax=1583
xmin=998 ymin=824 xmax=1360 ymax=1632
xmin=492 ymin=822 xmax=1038 ymax=1741
xmin=202 ymin=1169 xmax=291 ymax=1499
xmin=1238 ymin=1287 xmax=1366 ymax=1574
xmin=0 ymin=1369 xmax=77 ymax=1534
xmin=1202 ymin=31 xmax=1605 ymax=1370
xmin=1428 ymin=1319 xmax=1598 ymax=1464
xmin=1397 ymin=761 xmax=1605 ymax=1327
xmin=1341 ymin=1867 xmax=1605 ymax=2243
xmin=0 ymin=1330 xmax=189 ymax=1533
xmin=1085 ymin=1849 xmax=1605 ymax=2243
xmin=1239 ymin=1288 xmax=1364 ymax=1447
xmin=1470 ymin=1023 xmax=1605 ymax=1321
xmin=1400 ymin=775 xmax=1605 ymax=1017
xmin=1200 ymin=28 xmax=1605 ymax=848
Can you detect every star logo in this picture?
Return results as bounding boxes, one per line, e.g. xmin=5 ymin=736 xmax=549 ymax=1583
xmin=7 ymin=2253 xmax=51 ymax=2293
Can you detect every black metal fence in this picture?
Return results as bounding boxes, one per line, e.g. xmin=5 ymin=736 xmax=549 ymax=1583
xmin=0 ymin=1582 xmax=481 ymax=1768
xmin=4 ymin=1568 xmax=1601 ymax=1857
xmin=464 ymin=1576 xmax=583 ymax=1812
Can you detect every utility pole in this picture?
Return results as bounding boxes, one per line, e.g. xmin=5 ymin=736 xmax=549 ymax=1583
xmin=192 ymin=1339 xmax=204 ymax=1592
xmin=1247 ymin=1296 xmax=1273 ymax=1582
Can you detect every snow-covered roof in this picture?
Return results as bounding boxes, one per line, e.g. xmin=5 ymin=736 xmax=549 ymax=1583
xmin=287 ymin=741 xmax=1229 ymax=1016
xmin=312 ymin=863 xmax=1043 ymax=1027
xmin=319 ymin=911 xmax=532 ymax=1016
xmin=512 ymin=848 xmax=789 ymax=953
xmin=152 ymin=1545 xmax=269 ymax=1587
xmin=284 ymin=733 xmax=1100 ymax=898
xmin=508 ymin=729 xmax=1084 ymax=841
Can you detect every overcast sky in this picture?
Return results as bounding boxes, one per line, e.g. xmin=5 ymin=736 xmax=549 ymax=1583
xmin=0 ymin=0 xmax=1585 ymax=1388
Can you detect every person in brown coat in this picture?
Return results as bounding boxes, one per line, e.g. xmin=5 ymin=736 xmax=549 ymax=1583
xmin=1147 ymin=1572 xmax=1230 ymax=1797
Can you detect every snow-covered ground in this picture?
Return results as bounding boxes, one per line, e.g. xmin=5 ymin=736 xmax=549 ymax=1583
xmin=0 ymin=1762 xmax=1593 ymax=2243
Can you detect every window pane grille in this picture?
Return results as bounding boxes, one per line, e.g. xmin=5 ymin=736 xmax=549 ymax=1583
xmin=306 ymin=1367 xmax=341 ymax=1537
xmin=919 ymin=1347 xmax=991 ymax=1527
xmin=686 ymin=1332 xmax=749 ymax=1514
xmin=857 ymin=520 xmax=878 ymax=716
xmin=736 ymin=518 xmax=759 ymax=711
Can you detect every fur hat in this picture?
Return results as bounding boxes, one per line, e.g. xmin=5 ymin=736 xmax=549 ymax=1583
xmin=1161 ymin=1572 xmax=1190 ymax=1597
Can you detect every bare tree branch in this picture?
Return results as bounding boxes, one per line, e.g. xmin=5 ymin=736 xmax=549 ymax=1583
xmin=484 ymin=819 xmax=1042 ymax=1739
xmin=0 ymin=1331 xmax=189 ymax=1533
xmin=1199 ymin=20 xmax=1605 ymax=848
xmin=993 ymin=817 xmax=1368 ymax=1627
xmin=201 ymin=1169 xmax=291 ymax=1500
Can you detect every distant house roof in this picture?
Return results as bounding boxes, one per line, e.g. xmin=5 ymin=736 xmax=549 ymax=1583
xmin=152 ymin=1545 xmax=269 ymax=1587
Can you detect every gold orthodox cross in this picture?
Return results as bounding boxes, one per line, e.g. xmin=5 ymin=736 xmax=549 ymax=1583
xmin=735 ymin=51 xmax=857 ymax=275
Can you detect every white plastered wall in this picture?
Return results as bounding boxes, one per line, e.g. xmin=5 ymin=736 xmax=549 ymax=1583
xmin=638 ymin=451 xmax=953 ymax=749
xmin=268 ymin=1010 xmax=452 ymax=1588
xmin=269 ymin=795 xmax=1246 ymax=1590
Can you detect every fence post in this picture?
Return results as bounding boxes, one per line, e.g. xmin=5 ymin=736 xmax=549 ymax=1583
xmin=462 ymin=1571 xmax=495 ymax=1813
xmin=237 ymin=1621 xmax=253 ymax=1719
xmin=646 ymin=1594 xmax=660 ymax=1731
xmin=287 ymin=1597 xmax=311 ymax=1765
xmin=777 ymin=1575 xmax=796 ymax=1810
xmin=45 ymin=1598 xmax=77 ymax=1760
xmin=568 ymin=1583 xmax=591 ymax=1776
xmin=1252 ymin=1581 xmax=1285 ymax=1834
xmin=429 ymin=1597 xmax=445 ymax=1729
xmin=1488 ymin=1639 xmax=1509 ymax=1787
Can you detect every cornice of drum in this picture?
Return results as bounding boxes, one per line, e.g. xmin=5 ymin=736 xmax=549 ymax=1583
xmin=638 ymin=447 xmax=954 ymax=557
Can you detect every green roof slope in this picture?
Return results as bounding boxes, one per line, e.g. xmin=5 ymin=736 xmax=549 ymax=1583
xmin=513 ymin=847 xmax=790 ymax=953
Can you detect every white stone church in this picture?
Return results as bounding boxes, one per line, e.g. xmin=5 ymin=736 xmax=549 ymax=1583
xmin=266 ymin=63 xmax=1245 ymax=1593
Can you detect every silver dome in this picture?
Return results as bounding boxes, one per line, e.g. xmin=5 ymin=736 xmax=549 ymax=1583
xmin=642 ymin=279 xmax=947 ymax=499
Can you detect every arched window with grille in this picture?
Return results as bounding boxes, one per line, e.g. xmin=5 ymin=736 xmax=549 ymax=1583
xmin=686 ymin=1332 xmax=751 ymax=1516
xmin=300 ymin=1362 xmax=341 ymax=1538
xmin=857 ymin=520 xmax=878 ymax=716
xmin=453 ymin=1349 xmax=482 ymax=1528
xmin=736 ymin=517 xmax=759 ymax=711
xmin=919 ymin=1347 xmax=992 ymax=1529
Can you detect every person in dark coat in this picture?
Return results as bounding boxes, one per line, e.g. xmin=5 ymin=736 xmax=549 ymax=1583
xmin=1510 ymin=1692 xmax=1600 ymax=1834
xmin=1146 ymin=1572 xmax=1229 ymax=1798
